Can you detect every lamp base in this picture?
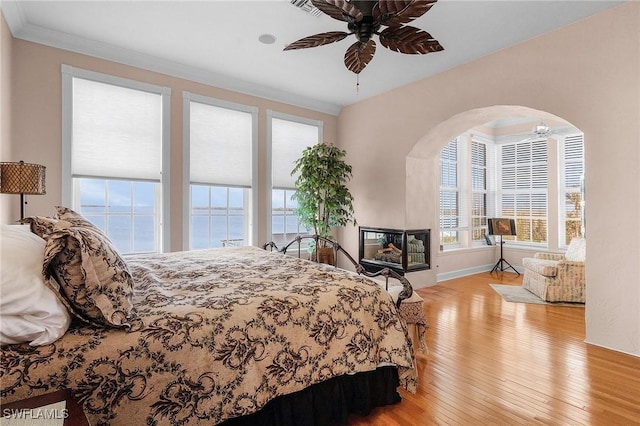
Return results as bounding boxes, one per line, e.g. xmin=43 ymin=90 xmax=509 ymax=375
xmin=20 ymin=193 xmax=25 ymax=220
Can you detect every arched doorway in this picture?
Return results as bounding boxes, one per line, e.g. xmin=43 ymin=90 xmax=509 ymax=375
xmin=404 ymin=105 xmax=581 ymax=284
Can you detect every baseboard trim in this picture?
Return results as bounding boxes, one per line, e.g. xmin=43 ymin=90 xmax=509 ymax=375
xmin=437 ymin=264 xmax=493 ymax=282
xmin=437 ymin=264 xmax=524 ymax=282
xmin=583 ymin=339 xmax=640 ymax=358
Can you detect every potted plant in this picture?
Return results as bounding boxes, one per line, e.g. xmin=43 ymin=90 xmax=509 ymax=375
xmin=291 ymin=142 xmax=357 ymax=264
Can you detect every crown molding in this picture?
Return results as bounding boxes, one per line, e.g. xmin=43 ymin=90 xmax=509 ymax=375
xmin=1 ymin=2 xmax=341 ymax=116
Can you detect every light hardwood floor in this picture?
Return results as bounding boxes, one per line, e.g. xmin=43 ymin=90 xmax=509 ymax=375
xmin=349 ymin=272 xmax=640 ymax=425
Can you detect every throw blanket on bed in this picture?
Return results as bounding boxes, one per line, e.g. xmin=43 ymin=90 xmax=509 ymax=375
xmin=1 ymin=246 xmax=416 ymax=425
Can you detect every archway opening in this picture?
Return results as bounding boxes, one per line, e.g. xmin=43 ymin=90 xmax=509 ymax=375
xmin=405 ymin=105 xmax=584 ymax=283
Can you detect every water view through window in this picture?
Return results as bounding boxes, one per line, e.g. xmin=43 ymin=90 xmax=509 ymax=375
xmin=191 ymin=185 xmax=247 ymax=249
xmin=78 ymin=178 xmax=158 ymax=254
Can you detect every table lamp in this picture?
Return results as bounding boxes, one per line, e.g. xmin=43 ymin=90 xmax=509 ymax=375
xmin=0 ymin=160 xmax=46 ymax=219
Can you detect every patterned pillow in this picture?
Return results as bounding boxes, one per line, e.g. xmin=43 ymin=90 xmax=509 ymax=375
xmin=23 ymin=207 xmax=106 ymax=238
xmin=21 ymin=214 xmax=60 ymax=239
xmin=23 ymin=210 xmax=135 ymax=328
xmin=55 ymin=206 xmax=107 ymax=236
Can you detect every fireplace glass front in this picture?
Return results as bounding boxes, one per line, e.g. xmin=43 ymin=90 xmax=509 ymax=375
xmin=359 ymin=227 xmax=430 ymax=275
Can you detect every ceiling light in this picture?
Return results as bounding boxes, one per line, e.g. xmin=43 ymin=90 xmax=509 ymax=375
xmin=258 ymin=34 xmax=276 ymax=45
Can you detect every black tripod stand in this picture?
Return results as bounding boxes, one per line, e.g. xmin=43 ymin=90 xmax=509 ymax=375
xmin=490 ymin=235 xmax=520 ymax=275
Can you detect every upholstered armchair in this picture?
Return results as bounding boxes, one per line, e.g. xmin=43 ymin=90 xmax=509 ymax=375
xmin=522 ymin=238 xmax=586 ymax=303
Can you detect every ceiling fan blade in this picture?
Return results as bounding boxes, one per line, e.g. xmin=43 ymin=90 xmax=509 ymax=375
xmin=311 ymin=0 xmax=363 ymax=22
xmin=374 ymin=0 xmax=437 ymax=27
xmin=344 ymin=40 xmax=376 ymax=74
xmin=379 ymin=26 xmax=444 ymax=54
xmin=284 ymin=31 xmax=350 ymax=51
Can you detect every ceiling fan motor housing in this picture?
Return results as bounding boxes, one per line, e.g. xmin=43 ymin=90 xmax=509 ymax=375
xmin=351 ymin=16 xmax=379 ymax=43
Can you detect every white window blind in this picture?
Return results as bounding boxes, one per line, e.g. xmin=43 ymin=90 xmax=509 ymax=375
xmin=564 ymin=134 xmax=584 ymax=189
xmin=271 ymin=117 xmax=319 ymax=189
xmin=471 ymin=141 xmax=486 ymax=191
xmin=500 ymin=139 xmax=548 ymax=244
xmin=72 ymin=78 xmax=162 ymax=181
xmin=440 ymin=139 xmax=459 ymax=244
xmin=190 ymin=101 xmax=253 ymax=187
xmin=440 ymin=139 xmax=458 ymax=187
xmin=471 ymin=140 xmax=488 ymax=241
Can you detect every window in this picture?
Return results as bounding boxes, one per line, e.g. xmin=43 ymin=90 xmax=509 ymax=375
xmin=184 ymin=93 xmax=257 ymax=249
xmin=438 ymin=125 xmax=583 ymax=251
xmin=190 ymin=185 xmax=247 ymax=248
xmin=439 ymin=136 xmax=492 ymax=250
xmin=559 ymin=133 xmax=585 ymax=246
xmin=271 ymin=189 xmax=303 ymax=245
xmin=499 ymin=140 xmax=548 ymax=244
xmin=439 ymin=139 xmax=459 ymax=246
xmin=75 ymin=180 xmax=158 ymax=253
xmin=268 ymin=111 xmax=322 ymax=246
xmin=62 ymin=65 xmax=170 ymax=254
xmin=471 ymin=140 xmax=489 ymax=242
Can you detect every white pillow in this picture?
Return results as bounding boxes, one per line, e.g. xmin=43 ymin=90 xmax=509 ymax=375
xmin=0 ymin=224 xmax=71 ymax=346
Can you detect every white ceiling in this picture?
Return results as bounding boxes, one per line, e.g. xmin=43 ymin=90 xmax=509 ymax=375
xmin=2 ymin=0 xmax=624 ymax=115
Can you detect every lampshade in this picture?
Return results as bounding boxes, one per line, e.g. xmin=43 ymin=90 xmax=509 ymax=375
xmin=0 ymin=161 xmax=46 ymax=195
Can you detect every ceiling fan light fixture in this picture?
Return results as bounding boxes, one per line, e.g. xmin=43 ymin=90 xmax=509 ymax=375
xmin=533 ymin=122 xmax=551 ymax=136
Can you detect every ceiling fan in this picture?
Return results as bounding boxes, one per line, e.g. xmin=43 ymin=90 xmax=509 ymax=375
xmin=284 ymin=0 xmax=444 ymax=74
xmin=517 ymin=120 xmax=555 ymax=143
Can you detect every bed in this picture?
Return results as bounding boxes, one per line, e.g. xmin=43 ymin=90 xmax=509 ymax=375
xmin=0 ymin=209 xmax=418 ymax=425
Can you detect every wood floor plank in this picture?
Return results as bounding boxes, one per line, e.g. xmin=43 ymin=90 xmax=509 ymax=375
xmin=348 ymin=272 xmax=640 ymax=425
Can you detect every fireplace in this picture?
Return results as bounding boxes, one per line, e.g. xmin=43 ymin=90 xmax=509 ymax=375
xmin=359 ymin=227 xmax=431 ymax=275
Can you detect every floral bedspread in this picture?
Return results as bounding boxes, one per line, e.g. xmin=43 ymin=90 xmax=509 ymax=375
xmin=1 ymin=246 xmax=416 ymax=425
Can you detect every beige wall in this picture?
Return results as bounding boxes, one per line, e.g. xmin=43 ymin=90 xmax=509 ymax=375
xmin=0 ymin=13 xmax=13 ymax=220
xmin=337 ymin=3 xmax=639 ymax=356
xmin=1 ymin=16 xmax=337 ymax=249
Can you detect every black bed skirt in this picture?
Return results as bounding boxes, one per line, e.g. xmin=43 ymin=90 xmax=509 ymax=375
xmin=220 ymin=366 xmax=401 ymax=426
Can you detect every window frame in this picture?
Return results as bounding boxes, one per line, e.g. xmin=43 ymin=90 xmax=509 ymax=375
xmin=72 ymin=178 xmax=161 ymax=253
xmin=497 ymin=138 xmax=549 ymax=247
xmin=558 ymin=133 xmax=585 ymax=248
xmin=470 ymin=138 xmax=490 ymax=245
xmin=266 ymin=110 xmax=323 ymax=244
xmin=182 ymin=92 xmax=258 ymax=249
xmin=61 ymin=64 xmax=171 ymax=252
xmin=438 ymin=134 xmax=495 ymax=251
xmin=439 ymin=138 xmax=461 ymax=248
xmin=438 ymin=126 xmax=583 ymax=252
xmin=189 ymin=184 xmax=251 ymax=249
xmin=271 ymin=188 xmax=309 ymax=246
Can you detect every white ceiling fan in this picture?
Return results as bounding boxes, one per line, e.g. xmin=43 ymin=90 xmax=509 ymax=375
xmin=517 ymin=120 xmax=555 ymax=143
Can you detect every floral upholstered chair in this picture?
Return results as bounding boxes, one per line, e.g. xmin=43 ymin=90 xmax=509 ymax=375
xmin=522 ymin=238 xmax=586 ymax=303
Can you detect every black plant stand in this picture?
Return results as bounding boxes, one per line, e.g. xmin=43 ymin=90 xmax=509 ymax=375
xmin=490 ymin=236 xmax=520 ymax=275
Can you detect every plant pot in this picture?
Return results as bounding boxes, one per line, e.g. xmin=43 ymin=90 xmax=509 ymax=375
xmin=316 ymin=247 xmax=335 ymax=266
